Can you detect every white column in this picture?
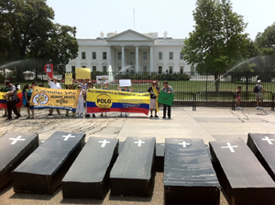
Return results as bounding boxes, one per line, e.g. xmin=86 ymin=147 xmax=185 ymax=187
xmin=150 ymin=45 xmax=153 ymax=73
xmin=121 ymin=46 xmax=125 ymax=70
xmin=107 ymin=46 xmax=111 ymax=68
xmin=135 ymin=46 xmax=139 ymax=72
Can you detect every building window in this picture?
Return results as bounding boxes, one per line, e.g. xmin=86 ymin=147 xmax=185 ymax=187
xmin=118 ymin=52 xmax=122 ymax=60
xmin=169 ymin=52 xmax=173 ymax=60
xmin=71 ymin=66 xmax=75 ymax=74
xmin=159 ymin=52 xmax=162 ymax=60
xmin=103 ymin=66 xmax=107 ymax=73
xmin=143 ymin=52 xmax=147 ymax=60
xmin=92 ymin=52 xmax=96 ymax=60
xmin=103 ymin=52 xmax=107 ymax=60
xmin=143 ymin=66 xmax=147 ymax=72
xmin=158 ymin=66 xmax=162 ymax=74
xmin=130 ymin=52 xmax=135 ymax=61
xmin=180 ymin=52 xmax=183 ymax=60
xmin=82 ymin=52 xmax=86 ymax=60
xmin=92 ymin=66 xmax=96 ymax=72
xmin=118 ymin=66 xmax=122 ymax=72
xmin=169 ymin=66 xmax=173 ymax=74
xmin=82 ymin=66 xmax=86 ymax=68
xmin=180 ymin=66 xmax=184 ymax=74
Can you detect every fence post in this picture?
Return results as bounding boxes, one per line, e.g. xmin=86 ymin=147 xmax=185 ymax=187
xmin=192 ymin=92 xmax=196 ymax=111
xmin=272 ymin=92 xmax=274 ymax=111
xmin=232 ymin=92 xmax=235 ymax=111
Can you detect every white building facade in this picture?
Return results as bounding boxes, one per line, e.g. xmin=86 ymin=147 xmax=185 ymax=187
xmin=66 ymin=29 xmax=193 ymax=74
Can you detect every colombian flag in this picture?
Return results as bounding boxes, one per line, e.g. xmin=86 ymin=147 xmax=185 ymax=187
xmin=86 ymin=89 xmax=150 ymax=115
xmin=16 ymin=89 xmax=23 ymax=108
xmin=0 ymin=92 xmax=7 ymax=108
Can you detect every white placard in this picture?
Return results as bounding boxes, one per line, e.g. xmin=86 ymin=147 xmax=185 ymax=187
xmin=96 ymin=75 xmax=109 ymax=84
xmin=119 ymin=79 xmax=131 ymax=87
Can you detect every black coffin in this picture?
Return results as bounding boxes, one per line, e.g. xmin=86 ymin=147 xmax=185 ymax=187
xmin=155 ymin=143 xmax=165 ymax=172
xmin=62 ymin=137 xmax=118 ymax=199
xmin=12 ymin=131 xmax=85 ymax=194
xmin=210 ymin=138 xmax=275 ymax=205
xmin=110 ymin=137 xmax=156 ymax=197
xmin=247 ymin=133 xmax=275 ymax=181
xmin=0 ymin=131 xmax=38 ymax=189
xmin=164 ymin=138 xmax=220 ymax=205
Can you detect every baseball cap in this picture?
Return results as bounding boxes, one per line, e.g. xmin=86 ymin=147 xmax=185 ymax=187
xmin=257 ymin=80 xmax=261 ymax=83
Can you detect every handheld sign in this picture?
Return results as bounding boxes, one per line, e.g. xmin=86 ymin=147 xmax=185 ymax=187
xmin=96 ymin=75 xmax=109 ymax=84
xmin=44 ymin=64 xmax=53 ymax=79
xmin=119 ymin=79 xmax=131 ymax=87
xmin=65 ymin=73 xmax=73 ymax=85
xmin=158 ymin=90 xmax=174 ymax=106
xmin=76 ymin=68 xmax=91 ymax=80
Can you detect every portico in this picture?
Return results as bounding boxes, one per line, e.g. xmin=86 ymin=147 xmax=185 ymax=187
xmin=106 ymin=30 xmax=154 ymax=73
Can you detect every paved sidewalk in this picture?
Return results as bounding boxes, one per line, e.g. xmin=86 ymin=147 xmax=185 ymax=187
xmin=1 ymin=107 xmax=275 ymax=205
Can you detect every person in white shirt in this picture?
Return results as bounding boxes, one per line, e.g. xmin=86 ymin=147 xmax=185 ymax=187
xmin=75 ymin=85 xmax=85 ymax=118
xmin=47 ymin=76 xmax=61 ymax=115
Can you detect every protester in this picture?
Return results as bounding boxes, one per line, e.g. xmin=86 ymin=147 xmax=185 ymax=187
xmin=75 ymin=85 xmax=85 ymax=118
xmin=117 ymin=82 xmax=133 ymax=117
xmin=77 ymin=79 xmax=88 ymax=90
xmin=22 ymin=84 xmax=34 ymax=118
xmin=1 ymin=80 xmax=9 ymax=117
xmin=3 ymin=81 xmax=21 ymax=120
xmin=253 ymin=80 xmax=265 ymax=110
xmin=47 ymin=76 xmax=62 ymax=115
xmin=15 ymin=84 xmax=23 ymax=114
xmin=148 ymin=81 xmax=160 ymax=118
xmin=31 ymin=81 xmax=38 ymax=89
xmin=162 ymin=80 xmax=174 ymax=119
xmin=100 ymin=82 xmax=110 ymax=117
xmin=65 ymin=81 xmax=77 ymax=117
xmin=85 ymin=81 xmax=96 ymax=118
xmin=235 ymin=85 xmax=242 ymax=110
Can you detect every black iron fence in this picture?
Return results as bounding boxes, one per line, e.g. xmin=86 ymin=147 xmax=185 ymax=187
xmin=1 ymin=71 xmax=274 ymax=109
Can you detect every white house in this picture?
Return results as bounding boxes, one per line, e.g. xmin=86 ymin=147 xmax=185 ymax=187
xmin=65 ymin=29 xmax=193 ymax=74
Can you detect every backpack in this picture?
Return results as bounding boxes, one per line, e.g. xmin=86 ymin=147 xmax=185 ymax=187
xmin=254 ymin=85 xmax=260 ymax=93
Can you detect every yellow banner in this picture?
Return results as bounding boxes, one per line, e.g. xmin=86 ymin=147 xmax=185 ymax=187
xmin=65 ymin=73 xmax=73 ymax=85
xmin=30 ymin=86 xmax=79 ymax=111
xmin=76 ymin=68 xmax=91 ymax=79
xmin=86 ymin=89 xmax=150 ymax=115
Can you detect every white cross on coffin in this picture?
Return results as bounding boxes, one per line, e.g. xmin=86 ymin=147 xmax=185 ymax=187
xmin=134 ymin=140 xmax=145 ymax=147
xmin=262 ymin=136 xmax=275 ymax=145
xmin=221 ymin=142 xmax=238 ymax=153
xmin=99 ymin=140 xmax=110 ymax=148
xmin=178 ymin=141 xmax=190 ymax=148
xmin=9 ymin=136 xmax=26 ymax=145
xmin=62 ymin=134 xmax=75 ymax=141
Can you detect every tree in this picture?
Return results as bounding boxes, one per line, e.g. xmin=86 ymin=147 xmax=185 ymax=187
xmin=255 ymin=22 xmax=275 ymax=74
xmin=182 ymin=0 xmax=248 ymax=91
xmin=0 ymin=0 xmax=78 ymax=80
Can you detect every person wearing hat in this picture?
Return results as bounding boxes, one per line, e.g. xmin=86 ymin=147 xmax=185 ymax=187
xmin=2 ymin=81 xmax=21 ymax=120
xmin=85 ymin=81 xmax=96 ymax=118
xmin=75 ymin=85 xmax=85 ymax=118
xmin=47 ymin=76 xmax=62 ymax=115
xmin=253 ymin=80 xmax=265 ymax=110
xmin=147 ymin=80 xmax=160 ymax=118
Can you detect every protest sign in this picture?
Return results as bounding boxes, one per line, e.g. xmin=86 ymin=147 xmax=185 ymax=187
xmin=119 ymin=79 xmax=131 ymax=87
xmin=30 ymin=86 xmax=79 ymax=112
xmin=158 ymin=91 xmax=174 ymax=106
xmin=76 ymin=68 xmax=91 ymax=80
xmin=65 ymin=73 xmax=73 ymax=85
xmin=96 ymin=75 xmax=109 ymax=84
xmin=86 ymin=89 xmax=150 ymax=115
xmin=44 ymin=64 xmax=54 ymax=79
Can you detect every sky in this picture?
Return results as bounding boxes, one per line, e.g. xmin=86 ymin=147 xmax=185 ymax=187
xmin=46 ymin=0 xmax=275 ymax=40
